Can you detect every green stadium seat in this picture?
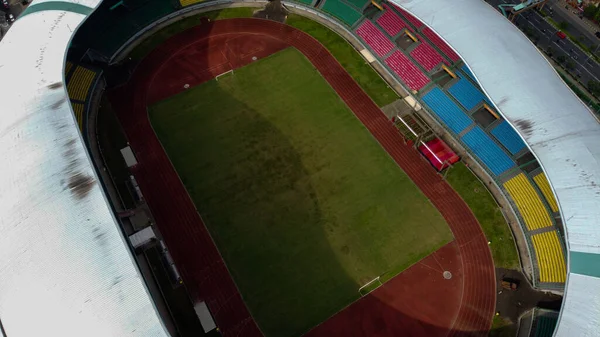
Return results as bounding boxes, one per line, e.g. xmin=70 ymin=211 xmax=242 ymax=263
xmin=321 ymin=0 xmax=363 ymax=26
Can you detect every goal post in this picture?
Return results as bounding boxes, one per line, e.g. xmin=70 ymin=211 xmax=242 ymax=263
xmin=215 ymin=69 xmax=234 ymax=81
xmin=358 ymin=276 xmax=383 ymax=296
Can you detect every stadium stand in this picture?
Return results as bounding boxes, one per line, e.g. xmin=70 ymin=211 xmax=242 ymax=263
xmin=533 ymin=314 xmax=559 ymax=337
xmin=422 ymin=87 xmax=472 ymax=134
xmin=503 ymin=173 xmax=553 ymax=230
xmin=67 ymin=66 xmax=96 ymax=102
xmin=345 ymin=0 xmax=369 ymax=9
xmin=462 ymin=65 xmax=476 ymax=81
xmin=422 ymin=27 xmax=461 ymax=62
xmin=65 ymin=61 xmax=74 ymax=77
xmin=385 ymin=51 xmax=430 ymax=91
xmin=410 ymin=42 xmax=445 ymax=72
xmin=356 ymin=20 xmax=395 ymax=56
xmin=321 ymin=0 xmax=363 ymax=26
xmin=490 ymin=121 xmax=527 ymax=155
xmin=376 ymin=4 xmax=409 ymax=36
xmin=447 ymin=73 xmax=489 ymax=111
xmin=531 ymin=231 xmax=567 ymax=283
xmin=71 ymin=103 xmax=85 ymax=130
xmin=461 ymin=126 xmax=515 ymax=176
xmin=391 ymin=3 xmax=424 ymax=28
xmin=180 ymin=0 xmax=201 ymax=7
xmin=71 ymin=0 xmax=176 ymax=58
xmin=533 ymin=173 xmax=559 ymax=212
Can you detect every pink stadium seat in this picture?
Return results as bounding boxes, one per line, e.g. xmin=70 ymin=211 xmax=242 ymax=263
xmin=356 ymin=20 xmax=395 ymax=57
xmin=423 ymin=27 xmax=461 ymax=62
xmin=392 ymin=4 xmax=424 ymax=28
xmin=410 ymin=42 xmax=445 ymax=72
xmin=385 ymin=51 xmax=430 ymax=91
xmin=376 ymin=4 xmax=409 ymax=36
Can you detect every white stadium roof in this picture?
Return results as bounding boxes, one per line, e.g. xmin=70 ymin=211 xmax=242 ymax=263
xmin=0 ymin=0 xmax=598 ymax=335
xmin=0 ymin=0 xmax=168 ymax=336
xmin=392 ymin=0 xmax=600 ymax=335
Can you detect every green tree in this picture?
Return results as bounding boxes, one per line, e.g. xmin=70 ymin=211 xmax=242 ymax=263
xmin=557 ymin=55 xmax=567 ymax=63
xmin=583 ymin=4 xmax=598 ymax=19
xmin=566 ymin=61 xmax=576 ymax=70
xmin=588 ymin=80 xmax=600 ymax=97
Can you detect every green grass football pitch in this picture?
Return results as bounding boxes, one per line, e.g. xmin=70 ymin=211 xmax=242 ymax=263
xmin=149 ymin=48 xmax=452 ymax=337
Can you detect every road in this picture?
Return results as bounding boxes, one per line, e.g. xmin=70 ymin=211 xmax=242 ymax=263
xmin=484 ymin=0 xmax=600 ymax=86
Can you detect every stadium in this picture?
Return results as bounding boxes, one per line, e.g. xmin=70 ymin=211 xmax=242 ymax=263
xmin=0 ymin=0 xmax=598 ymax=336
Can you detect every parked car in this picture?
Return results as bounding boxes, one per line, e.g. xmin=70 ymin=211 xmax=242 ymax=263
xmin=595 ymin=31 xmax=600 ymax=39
xmin=556 ymin=31 xmax=567 ymax=39
xmin=1 ymin=0 xmax=8 ymax=9
xmin=5 ymin=13 xmax=14 ymax=23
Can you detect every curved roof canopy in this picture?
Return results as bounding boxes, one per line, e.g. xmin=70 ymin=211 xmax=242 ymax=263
xmin=0 ymin=1 xmax=168 ymax=336
xmin=392 ymin=0 xmax=600 ymax=335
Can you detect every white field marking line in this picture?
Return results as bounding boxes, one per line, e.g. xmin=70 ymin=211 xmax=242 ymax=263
xmin=215 ymin=69 xmax=234 ymax=81
xmin=358 ymin=276 xmax=382 ymax=294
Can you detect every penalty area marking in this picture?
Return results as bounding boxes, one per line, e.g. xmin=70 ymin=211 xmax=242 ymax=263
xmin=358 ymin=276 xmax=383 ymax=296
xmin=215 ymin=69 xmax=234 ymax=81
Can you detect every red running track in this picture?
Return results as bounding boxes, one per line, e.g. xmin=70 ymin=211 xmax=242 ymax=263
xmin=110 ymin=18 xmax=495 ymax=337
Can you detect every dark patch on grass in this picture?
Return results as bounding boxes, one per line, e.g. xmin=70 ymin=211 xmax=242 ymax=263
xmin=149 ymin=48 xmax=450 ymax=337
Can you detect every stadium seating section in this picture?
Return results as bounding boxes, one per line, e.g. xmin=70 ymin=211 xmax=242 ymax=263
xmin=356 ymin=20 xmax=395 ymax=56
xmin=533 ymin=173 xmax=559 ymax=212
xmin=533 ymin=314 xmax=559 ymax=337
xmin=72 ymin=0 xmax=176 ymax=57
xmin=410 ymin=42 xmax=445 ymax=72
xmin=448 ymin=74 xmax=489 ymax=111
xmin=345 ymin=0 xmax=369 ymax=9
xmin=503 ymin=174 xmax=553 ymax=231
xmin=462 ymin=65 xmax=476 ymax=81
xmin=422 ymin=27 xmax=460 ymax=62
xmin=376 ymin=4 xmax=409 ymax=36
xmin=321 ymin=0 xmax=363 ymax=26
xmin=422 ymin=88 xmax=472 ymax=134
xmin=71 ymin=103 xmax=85 ymax=130
xmin=491 ymin=121 xmax=527 ymax=155
xmin=391 ymin=3 xmax=424 ymax=28
xmin=385 ymin=51 xmax=430 ymax=91
xmin=531 ymin=231 xmax=567 ymax=283
xmin=461 ymin=127 xmax=515 ymax=176
xmin=67 ymin=66 xmax=97 ymax=102
xmin=65 ymin=62 xmax=73 ymax=76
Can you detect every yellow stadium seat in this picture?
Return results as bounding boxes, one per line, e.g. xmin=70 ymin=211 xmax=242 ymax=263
xmin=71 ymin=102 xmax=84 ymax=131
xmin=65 ymin=62 xmax=73 ymax=77
xmin=503 ymin=173 xmax=553 ymax=231
xmin=67 ymin=66 xmax=96 ymax=102
xmin=531 ymin=231 xmax=566 ymax=283
xmin=180 ymin=0 xmax=203 ymax=7
xmin=533 ymin=173 xmax=559 ymax=212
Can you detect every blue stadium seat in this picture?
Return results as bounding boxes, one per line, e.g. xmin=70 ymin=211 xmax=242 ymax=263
xmin=462 ymin=65 xmax=476 ymax=81
xmin=491 ymin=121 xmax=527 ymax=155
xmin=422 ymin=87 xmax=472 ymax=134
xmin=461 ymin=126 xmax=515 ymax=176
xmin=448 ymin=74 xmax=489 ymax=111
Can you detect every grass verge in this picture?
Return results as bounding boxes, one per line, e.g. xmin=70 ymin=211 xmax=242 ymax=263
xmin=149 ymin=48 xmax=451 ymax=337
xmin=445 ymin=162 xmax=520 ymax=270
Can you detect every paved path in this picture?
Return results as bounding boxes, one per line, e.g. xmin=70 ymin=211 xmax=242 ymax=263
xmin=110 ymin=18 xmax=495 ymax=337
